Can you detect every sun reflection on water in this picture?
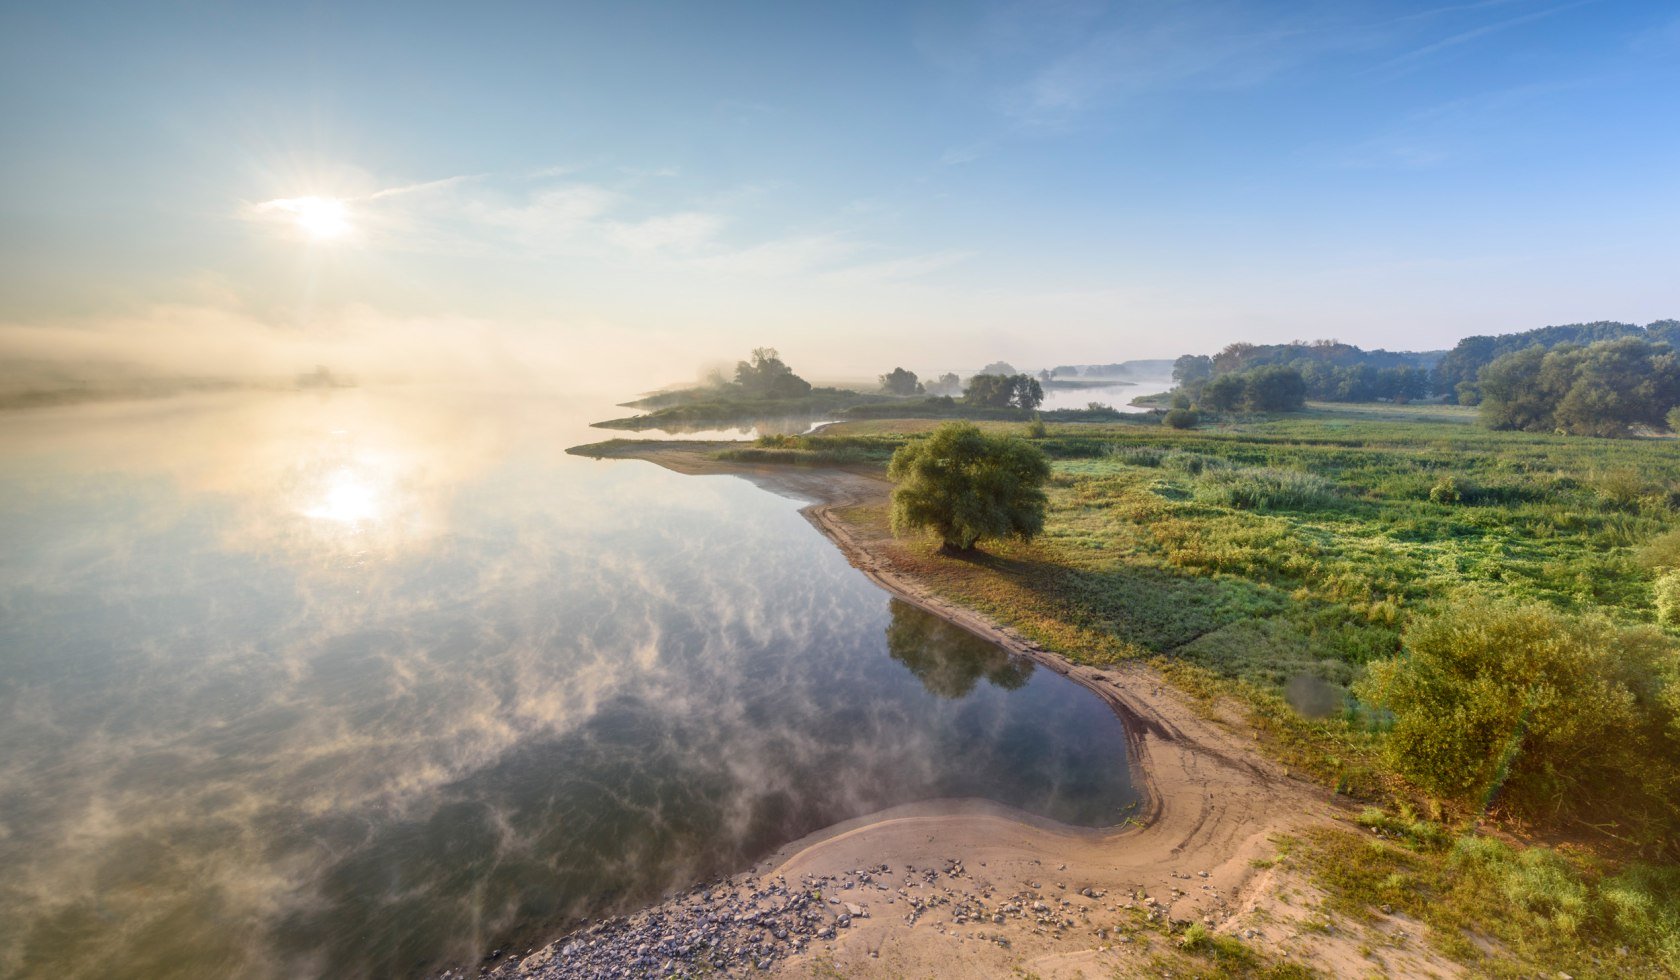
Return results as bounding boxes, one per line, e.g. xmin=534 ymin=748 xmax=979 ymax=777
xmin=304 ymin=466 xmax=385 ymax=525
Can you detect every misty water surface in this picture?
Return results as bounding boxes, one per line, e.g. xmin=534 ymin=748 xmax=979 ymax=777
xmin=0 ymin=390 xmax=1138 ymax=979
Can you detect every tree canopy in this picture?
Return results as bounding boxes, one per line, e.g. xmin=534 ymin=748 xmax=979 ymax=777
xmin=923 ymin=372 xmax=962 ymax=396
xmin=1479 ymin=337 xmax=1680 ymax=437
xmin=888 ymin=421 xmax=1050 ymax=551
xmin=733 ymin=347 xmax=812 ymax=398
xmin=1188 ymin=365 xmax=1306 ymax=413
xmin=962 ymin=373 xmax=1044 ymax=410
xmin=878 ymin=366 xmax=923 ymax=396
xmin=1435 ymin=319 xmax=1680 ymax=403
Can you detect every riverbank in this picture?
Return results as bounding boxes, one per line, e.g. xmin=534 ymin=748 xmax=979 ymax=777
xmin=501 ymin=441 xmax=1456 ymax=977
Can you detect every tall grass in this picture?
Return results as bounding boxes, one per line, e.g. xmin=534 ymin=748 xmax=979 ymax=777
xmin=1194 ymin=466 xmax=1341 ymax=511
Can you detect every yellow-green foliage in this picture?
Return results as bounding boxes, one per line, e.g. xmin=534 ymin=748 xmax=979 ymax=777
xmin=1357 ymin=597 xmax=1680 ymax=840
xmin=888 ymin=422 xmax=1050 ymax=550
xmin=1656 ymin=570 xmax=1680 ymax=626
xmin=1297 ymin=822 xmax=1680 ymax=976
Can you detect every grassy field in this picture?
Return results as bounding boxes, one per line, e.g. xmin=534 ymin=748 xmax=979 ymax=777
xmin=785 ymin=403 xmax=1680 ymax=974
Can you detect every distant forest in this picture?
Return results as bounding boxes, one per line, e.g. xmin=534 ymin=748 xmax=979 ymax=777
xmin=1165 ymin=319 xmax=1680 ymax=437
xmin=1173 ymin=319 xmax=1680 ymax=406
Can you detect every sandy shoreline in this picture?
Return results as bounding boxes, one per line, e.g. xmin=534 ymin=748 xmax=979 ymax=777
xmin=495 ymin=442 xmax=1432 ymax=977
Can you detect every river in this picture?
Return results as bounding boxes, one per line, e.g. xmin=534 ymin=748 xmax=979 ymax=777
xmin=0 ymin=388 xmax=1138 ymax=978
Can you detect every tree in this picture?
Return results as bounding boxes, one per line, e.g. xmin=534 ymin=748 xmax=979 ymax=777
xmin=734 ymin=347 xmax=812 ymax=398
xmin=1200 ymin=373 xmax=1246 ymax=411
xmin=1242 ymin=365 xmax=1307 ymax=411
xmin=1172 ymin=354 xmax=1213 ymax=385
xmin=962 ymin=373 xmax=1042 ymax=409
xmin=962 ymin=373 xmax=1014 ymax=407
xmin=878 ymin=367 xmax=923 ymax=396
xmin=1012 ymin=374 xmax=1045 ymax=410
xmin=1479 ymin=337 xmax=1680 ymax=437
xmin=925 ymin=372 xmax=962 ymax=396
xmin=979 ymin=360 xmax=1017 ymax=376
xmin=888 ymin=421 xmax=1050 ymax=551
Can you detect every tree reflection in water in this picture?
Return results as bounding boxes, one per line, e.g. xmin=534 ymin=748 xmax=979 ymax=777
xmin=884 ymin=598 xmax=1034 ymax=699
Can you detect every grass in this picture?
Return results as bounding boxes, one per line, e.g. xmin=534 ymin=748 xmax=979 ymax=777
xmin=813 ymin=407 xmax=1680 ymax=804
xmin=1286 ymin=817 xmax=1680 ymax=977
xmin=818 ymin=403 xmax=1680 ymax=973
xmin=598 ymin=400 xmax=1680 ymax=974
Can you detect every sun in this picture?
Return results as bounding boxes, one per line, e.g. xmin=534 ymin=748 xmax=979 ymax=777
xmin=259 ymin=195 xmax=352 ymax=240
xmin=289 ymin=196 xmax=351 ymax=240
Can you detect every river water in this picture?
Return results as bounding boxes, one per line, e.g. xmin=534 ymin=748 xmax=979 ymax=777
xmin=0 ymin=388 xmax=1138 ymax=979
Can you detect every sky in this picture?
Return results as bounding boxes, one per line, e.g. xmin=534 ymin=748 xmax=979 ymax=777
xmin=1 ymin=0 xmax=1677 ymax=384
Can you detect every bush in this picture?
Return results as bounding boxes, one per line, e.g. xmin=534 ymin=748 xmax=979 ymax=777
xmin=1429 ymin=476 xmax=1467 ymax=504
xmin=1669 ymin=405 xmax=1680 ymax=433
xmin=1637 ymin=529 xmax=1680 ymax=571
xmin=1026 ymin=416 xmax=1048 ymax=438
xmin=1656 ymin=571 xmax=1680 ymax=626
xmin=1163 ymin=408 xmax=1199 ymax=429
xmin=1357 ymin=597 xmax=1680 ymax=839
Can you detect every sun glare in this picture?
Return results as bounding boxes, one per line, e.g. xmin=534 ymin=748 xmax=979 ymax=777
xmin=305 ymin=467 xmax=383 ymax=524
xmin=261 ymin=195 xmax=352 ymax=240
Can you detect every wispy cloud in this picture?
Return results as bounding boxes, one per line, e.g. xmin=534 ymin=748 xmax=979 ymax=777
xmin=934 ymin=0 xmax=1604 ymax=128
xmin=243 ymin=168 xmax=960 ymax=286
xmin=1373 ymin=0 xmax=1601 ymax=75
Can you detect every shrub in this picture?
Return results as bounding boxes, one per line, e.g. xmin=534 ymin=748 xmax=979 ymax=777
xmin=1637 ymin=528 xmax=1680 ymax=571
xmin=1657 ymin=571 xmax=1680 ymax=626
xmin=1429 ymin=476 xmax=1466 ymax=504
xmin=1357 ymin=597 xmax=1680 ymax=838
xmin=1163 ymin=408 xmax=1199 ymax=429
xmin=1669 ymin=405 xmax=1680 ymax=433
xmin=1026 ymin=416 xmax=1048 ymax=439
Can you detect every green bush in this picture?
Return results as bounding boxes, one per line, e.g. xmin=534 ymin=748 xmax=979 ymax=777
xmin=1637 ymin=528 xmax=1680 ymax=571
xmin=1162 ymin=408 xmax=1199 ymax=429
xmin=1657 ymin=571 xmax=1680 ymax=626
xmin=1357 ymin=597 xmax=1680 ymax=840
xmin=1424 ymin=477 xmax=1464 ymax=507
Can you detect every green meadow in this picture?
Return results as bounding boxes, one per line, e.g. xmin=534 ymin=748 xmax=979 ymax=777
xmin=733 ymin=402 xmax=1680 ymax=974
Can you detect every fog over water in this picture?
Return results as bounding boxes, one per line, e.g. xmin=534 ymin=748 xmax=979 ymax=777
xmin=0 ymin=389 xmax=1138 ymax=979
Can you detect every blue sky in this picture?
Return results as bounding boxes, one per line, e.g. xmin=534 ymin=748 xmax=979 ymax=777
xmin=1 ymin=1 xmax=1677 ymax=380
